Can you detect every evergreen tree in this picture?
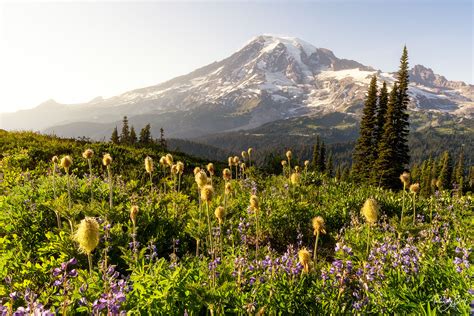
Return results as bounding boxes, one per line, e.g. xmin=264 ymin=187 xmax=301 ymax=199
xmin=438 ymin=151 xmax=452 ymax=191
xmin=111 ymin=127 xmax=119 ymax=144
xmin=312 ymin=136 xmax=320 ymax=170
xmin=352 ymin=75 xmax=378 ymax=182
xmin=159 ymin=127 xmax=167 ymax=150
xmin=374 ymin=81 xmax=388 ymax=147
xmin=420 ymin=159 xmax=432 ymax=197
xmin=454 ymin=146 xmax=464 ymax=195
xmin=120 ymin=116 xmax=130 ymax=144
xmin=431 ymin=157 xmax=439 ymax=192
xmin=374 ymin=84 xmax=400 ymax=188
xmin=318 ymin=141 xmax=326 ymax=172
xmin=326 ymin=152 xmax=334 ymax=177
xmin=335 ymin=165 xmax=342 ymax=181
xmin=139 ymin=124 xmax=152 ymax=144
xmin=130 ymin=126 xmax=137 ymax=144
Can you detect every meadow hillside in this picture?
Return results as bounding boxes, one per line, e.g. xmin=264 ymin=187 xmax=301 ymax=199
xmin=0 ymin=131 xmax=472 ymax=315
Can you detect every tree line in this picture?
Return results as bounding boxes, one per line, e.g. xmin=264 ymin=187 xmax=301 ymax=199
xmin=110 ymin=116 xmax=167 ymax=149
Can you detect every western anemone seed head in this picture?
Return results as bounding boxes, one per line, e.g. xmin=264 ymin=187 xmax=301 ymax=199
xmin=214 ymin=206 xmax=225 ymax=224
xmin=225 ymin=182 xmax=232 ymax=195
xmin=298 ymin=248 xmax=311 ymax=273
xmin=193 ymin=166 xmax=201 ymax=175
xmin=295 ymin=166 xmax=300 ymax=173
xmin=248 ymin=148 xmax=253 ymax=155
xmin=159 ymin=156 xmax=167 ymax=166
xmin=241 ymin=151 xmax=248 ymax=159
xmin=290 ymin=172 xmax=301 ymax=185
xmin=286 ymin=150 xmax=292 ymax=160
xmin=233 ymin=156 xmax=240 ymax=165
xmin=241 ymin=163 xmax=246 ymax=169
xmin=228 ymin=157 xmax=233 ymax=167
xmin=171 ymin=164 xmax=178 ymax=175
xmin=435 ymin=179 xmax=442 ymax=189
xmin=130 ymin=205 xmax=139 ymax=226
xmin=399 ymin=172 xmax=410 ymax=187
xmin=312 ymin=216 xmax=326 ymax=235
xmin=361 ymin=198 xmax=379 ymax=225
xmin=195 ymin=171 xmax=208 ymax=188
xmin=60 ymin=155 xmax=73 ymax=171
xmin=207 ymin=163 xmax=215 ymax=175
xmin=102 ymin=154 xmax=112 ymax=166
xmin=304 ymin=160 xmax=310 ymax=167
xmin=223 ymin=168 xmax=232 ymax=181
xmin=165 ymin=154 xmax=173 ymax=166
xmin=250 ymin=195 xmax=259 ymax=209
xmin=74 ymin=217 xmax=100 ymax=255
xmin=200 ymin=184 xmax=214 ymax=202
xmin=176 ymin=161 xmax=184 ymax=174
xmin=410 ymin=183 xmax=420 ymax=194
xmin=52 ymin=156 xmax=59 ymax=164
xmin=144 ymin=156 xmax=154 ymax=174
xmin=281 ymin=160 xmax=287 ymax=167
xmin=82 ymin=149 xmax=94 ymax=159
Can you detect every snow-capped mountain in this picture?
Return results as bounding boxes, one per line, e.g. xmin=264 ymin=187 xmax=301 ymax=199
xmin=1 ymin=35 xmax=472 ymax=138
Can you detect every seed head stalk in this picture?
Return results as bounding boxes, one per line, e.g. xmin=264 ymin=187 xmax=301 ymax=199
xmin=107 ymin=165 xmax=113 ymax=211
xmin=313 ymin=231 xmax=319 ymax=263
xmin=87 ymin=158 xmax=94 ymax=204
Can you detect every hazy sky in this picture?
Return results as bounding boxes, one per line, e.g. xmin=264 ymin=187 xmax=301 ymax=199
xmin=0 ymin=0 xmax=472 ymax=113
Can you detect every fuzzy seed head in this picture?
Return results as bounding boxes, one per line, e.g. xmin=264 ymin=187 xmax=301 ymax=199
xmin=286 ymin=150 xmax=292 ymax=160
xmin=74 ymin=217 xmax=100 ymax=255
xmin=176 ymin=161 xmax=184 ymax=174
xmin=361 ymin=198 xmax=379 ymax=224
xmin=410 ymin=183 xmax=420 ymax=194
xmin=250 ymin=195 xmax=259 ymax=209
xmin=207 ymin=163 xmax=215 ymax=175
xmin=130 ymin=205 xmax=139 ymax=226
xmin=195 ymin=171 xmax=208 ymax=188
xmin=159 ymin=156 xmax=166 ymax=166
xmin=295 ymin=166 xmax=300 ymax=173
xmin=281 ymin=160 xmax=287 ymax=167
xmin=228 ymin=157 xmax=233 ymax=167
xmin=290 ymin=172 xmax=301 ymax=185
xmin=200 ymin=185 xmax=214 ymax=202
xmin=223 ymin=168 xmax=232 ymax=181
xmin=214 ymin=206 xmax=225 ymax=224
xmin=144 ymin=156 xmax=154 ymax=174
xmin=171 ymin=164 xmax=178 ymax=175
xmin=400 ymin=172 xmax=410 ymax=187
xmin=241 ymin=151 xmax=248 ymax=159
xmin=165 ymin=154 xmax=173 ymax=166
xmin=304 ymin=160 xmax=310 ymax=167
xmin=193 ymin=167 xmax=201 ymax=175
xmin=60 ymin=155 xmax=73 ymax=171
xmin=102 ymin=154 xmax=112 ymax=166
xmin=240 ymin=163 xmax=246 ymax=169
xmin=312 ymin=216 xmax=326 ymax=235
xmin=82 ymin=149 xmax=94 ymax=159
xmin=298 ymin=248 xmax=311 ymax=273
xmin=435 ymin=179 xmax=442 ymax=189
xmin=225 ymin=182 xmax=232 ymax=195
xmin=247 ymin=148 xmax=253 ymax=155
xmin=233 ymin=156 xmax=239 ymax=165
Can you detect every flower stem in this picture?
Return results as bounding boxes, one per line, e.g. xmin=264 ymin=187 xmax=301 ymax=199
xmin=313 ymin=231 xmax=319 ymax=264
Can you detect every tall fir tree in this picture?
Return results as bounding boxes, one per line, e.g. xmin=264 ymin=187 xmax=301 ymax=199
xmin=438 ymin=151 xmax=452 ymax=191
xmin=374 ymin=84 xmax=400 ymax=188
xmin=129 ymin=126 xmax=137 ymax=144
xmin=326 ymin=152 xmax=334 ymax=177
xmin=374 ymin=81 xmax=388 ymax=148
xmin=420 ymin=158 xmax=432 ymax=197
xmin=312 ymin=135 xmax=320 ymax=170
xmin=120 ymin=116 xmax=130 ymax=144
xmin=454 ymin=146 xmax=464 ymax=195
xmin=159 ymin=127 xmax=167 ymax=150
xmin=352 ymin=75 xmax=378 ymax=182
xmin=139 ymin=124 xmax=152 ymax=144
xmin=318 ymin=141 xmax=326 ymax=172
xmin=111 ymin=127 xmax=119 ymax=144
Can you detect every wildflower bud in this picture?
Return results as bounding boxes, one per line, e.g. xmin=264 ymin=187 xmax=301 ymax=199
xmin=222 ymin=168 xmax=232 ymax=181
xmin=171 ymin=164 xmax=178 ymax=175
xmin=193 ymin=167 xmax=201 ymax=175
xmin=165 ymin=154 xmax=173 ymax=166
xmin=304 ymin=160 xmax=310 ymax=167
xmin=130 ymin=205 xmax=139 ymax=226
xmin=241 ymin=163 xmax=246 ymax=169
xmin=102 ymin=154 xmax=112 ymax=166
xmin=207 ymin=163 xmax=215 ymax=176
xmin=200 ymin=185 xmax=214 ymax=202
xmin=159 ymin=156 xmax=166 ymax=166
xmin=286 ymin=150 xmax=292 ymax=160
xmin=361 ymin=198 xmax=379 ymax=225
xmin=144 ymin=156 xmax=154 ymax=174
xmin=312 ymin=216 xmax=326 ymax=235
xmin=298 ymin=248 xmax=311 ymax=273
xmin=250 ymin=195 xmax=259 ymax=209
xmin=290 ymin=172 xmax=301 ymax=185
xmin=60 ymin=155 xmax=73 ymax=171
xmin=233 ymin=156 xmax=239 ymax=165
xmin=247 ymin=148 xmax=253 ymax=155
xmin=399 ymin=172 xmax=410 ymax=187
xmin=195 ymin=171 xmax=208 ymax=188
xmin=410 ymin=183 xmax=420 ymax=194
xmin=225 ymin=182 xmax=232 ymax=195
xmin=177 ymin=161 xmax=184 ymax=174
xmin=281 ymin=160 xmax=287 ymax=166
xmin=228 ymin=157 xmax=233 ymax=167
xmin=214 ymin=206 xmax=225 ymax=224
xmin=241 ymin=151 xmax=248 ymax=159
xmin=295 ymin=166 xmax=300 ymax=173
xmin=52 ymin=156 xmax=59 ymax=164
xmin=74 ymin=217 xmax=100 ymax=255
xmin=82 ymin=149 xmax=94 ymax=160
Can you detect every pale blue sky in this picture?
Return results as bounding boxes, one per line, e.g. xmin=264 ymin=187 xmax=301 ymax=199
xmin=0 ymin=0 xmax=472 ymax=112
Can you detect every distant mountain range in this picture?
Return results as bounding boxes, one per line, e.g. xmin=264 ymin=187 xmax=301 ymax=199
xmin=1 ymin=35 xmax=472 ymax=161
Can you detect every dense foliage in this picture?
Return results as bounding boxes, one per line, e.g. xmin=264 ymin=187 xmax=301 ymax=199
xmin=0 ymin=131 xmax=473 ymax=315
